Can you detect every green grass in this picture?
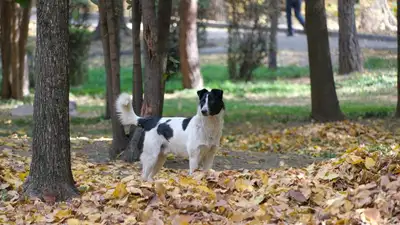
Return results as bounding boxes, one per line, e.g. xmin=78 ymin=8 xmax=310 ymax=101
xmin=69 ymin=55 xmax=397 ymax=97
xmin=364 ymin=57 xmax=397 ymax=70
xmin=69 ymin=64 xmax=311 ymax=96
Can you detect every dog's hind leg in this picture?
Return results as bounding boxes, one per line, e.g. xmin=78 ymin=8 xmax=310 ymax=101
xmin=150 ymin=152 xmax=167 ymax=179
xmin=140 ymin=140 xmax=161 ymax=181
xmin=140 ymin=151 xmax=157 ymax=181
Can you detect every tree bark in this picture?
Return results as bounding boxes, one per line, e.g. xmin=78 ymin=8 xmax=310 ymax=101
xmin=395 ymin=0 xmax=400 ymax=118
xmin=0 ymin=1 xmax=12 ymax=99
xmin=140 ymin=0 xmax=173 ymax=117
xmin=99 ymin=0 xmax=129 ymax=160
xmin=99 ymin=1 xmax=112 ymax=120
xmin=305 ymin=0 xmax=345 ymax=122
xmin=180 ymin=0 xmax=204 ymax=89
xmin=268 ymin=0 xmax=279 ymax=70
xmin=123 ymin=0 xmax=145 ymax=163
xmin=338 ymin=0 xmax=363 ymax=75
xmin=92 ymin=0 xmax=130 ymax=40
xmin=0 ymin=1 xmax=31 ymax=100
xmin=359 ymin=0 xmax=397 ymax=33
xmin=23 ymin=0 xmax=79 ymax=202
xmin=132 ymin=0 xmax=143 ymax=113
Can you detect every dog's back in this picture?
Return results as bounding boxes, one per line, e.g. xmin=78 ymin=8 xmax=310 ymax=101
xmin=139 ymin=116 xmax=192 ymax=157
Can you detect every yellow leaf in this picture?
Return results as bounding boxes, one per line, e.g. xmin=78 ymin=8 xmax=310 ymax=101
xmin=196 ymin=185 xmax=216 ymax=200
xmin=179 ymin=176 xmax=198 ymax=186
xmin=348 ymin=155 xmax=363 ymax=164
xmin=235 ymin=178 xmax=254 ymax=192
xmin=67 ymin=218 xmax=81 ymax=225
xmin=113 ymin=182 xmax=128 ymax=199
xmin=155 ymin=181 xmax=167 ymax=202
xmin=55 ymin=209 xmax=72 ymax=221
xmin=365 ymin=157 xmax=376 ymax=170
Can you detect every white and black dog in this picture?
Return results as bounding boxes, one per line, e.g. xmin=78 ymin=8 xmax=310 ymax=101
xmin=116 ymin=88 xmax=225 ymax=181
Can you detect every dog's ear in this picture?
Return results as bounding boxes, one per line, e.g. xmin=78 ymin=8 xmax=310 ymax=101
xmin=197 ymin=88 xmax=208 ymax=99
xmin=211 ymin=89 xmax=223 ymax=99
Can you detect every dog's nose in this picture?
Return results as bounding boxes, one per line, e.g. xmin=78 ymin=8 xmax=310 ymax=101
xmin=201 ymin=109 xmax=208 ymax=115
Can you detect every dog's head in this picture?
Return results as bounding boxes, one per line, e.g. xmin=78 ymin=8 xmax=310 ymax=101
xmin=197 ymin=88 xmax=225 ymax=116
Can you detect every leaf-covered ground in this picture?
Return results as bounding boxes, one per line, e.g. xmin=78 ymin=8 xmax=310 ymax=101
xmin=1 ymin=119 xmax=400 ymax=224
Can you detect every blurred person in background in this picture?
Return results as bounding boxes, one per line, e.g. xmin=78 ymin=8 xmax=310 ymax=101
xmin=286 ymin=0 xmax=305 ymax=36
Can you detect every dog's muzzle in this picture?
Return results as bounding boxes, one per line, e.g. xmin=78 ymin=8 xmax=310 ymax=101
xmin=201 ymin=109 xmax=209 ymax=116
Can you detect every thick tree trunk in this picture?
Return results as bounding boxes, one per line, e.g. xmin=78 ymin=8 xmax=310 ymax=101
xmin=338 ymin=0 xmax=363 ymax=75
xmin=141 ymin=0 xmax=173 ymax=117
xmin=0 ymin=1 xmax=31 ymax=100
xmin=305 ymin=0 xmax=345 ymax=122
xmin=268 ymin=0 xmax=279 ymax=70
xmin=180 ymin=0 xmax=204 ymax=89
xmin=23 ymin=0 xmax=79 ymax=202
xmin=99 ymin=0 xmax=129 ymax=160
xmin=0 ymin=1 xmax=12 ymax=99
xmin=395 ymin=0 xmax=400 ymax=118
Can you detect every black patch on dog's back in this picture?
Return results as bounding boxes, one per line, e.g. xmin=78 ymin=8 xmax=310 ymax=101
xmin=182 ymin=117 xmax=192 ymax=131
xmin=137 ymin=117 xmax=161 ymax=131
xmin=157 ymin=122 xmax=174 ymax=141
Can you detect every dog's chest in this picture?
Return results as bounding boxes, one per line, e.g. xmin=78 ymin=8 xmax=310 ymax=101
xmin=193 ymin=119 xmax=222 ymax=144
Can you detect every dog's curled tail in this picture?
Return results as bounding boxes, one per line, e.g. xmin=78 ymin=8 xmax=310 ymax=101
xmin=116 ymin=93 xmax=139 ymax=126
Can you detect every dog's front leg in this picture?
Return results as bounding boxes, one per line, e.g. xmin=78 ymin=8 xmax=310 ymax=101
xmin=188 ymin=147 xmax=201 ymax=175
xmin=202 ymin=146 xmax=217 ymax=171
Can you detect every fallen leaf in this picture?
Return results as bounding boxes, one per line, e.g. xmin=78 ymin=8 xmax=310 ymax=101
xmin=365 ymin=157 xmax=376 ymax=170
xmin=66 ymin=218 xmax=80 ymax=225
xmin=288 ymin=190 xmax=307 ymax=203
xmin=113 ymin=182 xmax=128 ymax=199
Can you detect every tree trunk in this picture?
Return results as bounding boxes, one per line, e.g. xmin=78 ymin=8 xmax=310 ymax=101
xmin=132 ymin=0 xmax=143 ymax=113
xmin=99 ymin=2 xmax=112 ymax=120
xmin=268 ymin=0 xmax=279 ymax=70
xmin=338 ymin=0 xmax=363 ymax=75
xmin=0 ymin=1 xmax=12 ymax=99
xmin=23 ymin=0 xmax=79 ymax=202
xmin=395 ymin=0 xmax=400 ymax=118
xmin=92 ymin=0 xmax=130 ymax=40
xmin=23 ymin=54 xmax=30 ymax=96
xmin=0 ymin=1 xmax=31 ymax=100
xmin=180 ymin=0 xmax=204 ymax=89
xmin=123 ymin=0 xmax=145 ymax=163
xmin=140 ymin=0 xmax=173 ymax=117
xmin=99 ymin=0 xmax=129 ymax=160
xmin=305 ymin=0 xmax=345 ymax=122
xmin=359 ymin=0 xmax=396 ymax=33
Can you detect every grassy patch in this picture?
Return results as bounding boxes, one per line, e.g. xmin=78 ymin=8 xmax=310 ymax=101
xmin=69 ymin=64 xmax=310 ymax=96
xmin=364 ymin=56 xmax=397 ymax=70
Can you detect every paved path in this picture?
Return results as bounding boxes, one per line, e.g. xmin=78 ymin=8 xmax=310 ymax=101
xmin=30 ymin=10 xmax=397 ymax=59
xmin=200 ymin=27 xmax=397 ymax=56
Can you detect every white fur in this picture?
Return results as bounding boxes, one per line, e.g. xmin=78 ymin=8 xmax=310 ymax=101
xmin=115 ymin=93 xmax=139 ymax=126
xmin=115 ymin=93 xmax=224 ymax=181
